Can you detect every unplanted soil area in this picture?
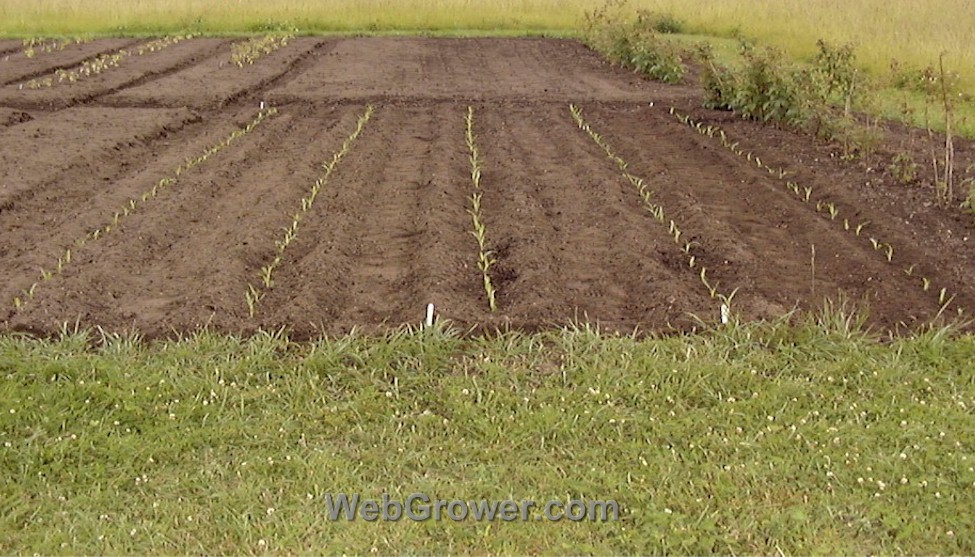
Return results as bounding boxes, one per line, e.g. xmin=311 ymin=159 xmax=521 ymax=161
xmin=1 ymin=37 xmax=973 ymax=337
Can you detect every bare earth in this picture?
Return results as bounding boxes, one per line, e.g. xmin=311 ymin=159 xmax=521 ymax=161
xmin=1 ymin=37 xmax=973 ymax=338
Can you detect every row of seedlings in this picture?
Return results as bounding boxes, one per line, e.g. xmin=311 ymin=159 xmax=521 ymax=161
xmin=464 ymin=106 xmax=499 ymax=311
xmin=230 ymin=32 xmax=296 ymax=67
xmin=10 ymin=106 xmax=278 ymax=314
xmin=22 ymin=35 xmax=195 ymax=88
xmin=22 ymin=37 xmax=91 ymax=58
xmin=670 ymin=107 xmax=959 ymax=313
xmin=245 ymin=105 xmax=375 ymax=317
xmin=570 ymin=104 xmax=740 ymax=318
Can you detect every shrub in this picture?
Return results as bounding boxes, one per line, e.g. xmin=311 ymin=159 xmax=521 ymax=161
xmin=584 ymin=1 xmax=685 ymax=84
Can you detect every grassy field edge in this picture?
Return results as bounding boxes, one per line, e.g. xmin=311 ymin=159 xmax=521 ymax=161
xmin=2 ymin=312 xmax=974 ymax=554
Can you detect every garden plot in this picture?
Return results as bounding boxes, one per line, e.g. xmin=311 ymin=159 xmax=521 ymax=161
xmin=1 ymin=37 xmax=974 ymax=337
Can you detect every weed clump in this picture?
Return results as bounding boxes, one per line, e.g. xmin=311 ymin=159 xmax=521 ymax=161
xmin=695 ymin=38 xmax=882 ymax=158
xmin=584 ymin=0 xmax=685 ymax=84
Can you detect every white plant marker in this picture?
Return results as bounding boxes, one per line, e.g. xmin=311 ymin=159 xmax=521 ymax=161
xmin=425 ymin=303 xmax=435 ymax=328
xmin=720 ymin=303 xmax=730 ymax=325
xmin=260 ymin=101 xmax=265 ymax=110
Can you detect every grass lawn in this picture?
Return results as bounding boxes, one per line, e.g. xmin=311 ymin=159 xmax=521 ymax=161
xmin=2 ymin=313 xmax=973 ymax=554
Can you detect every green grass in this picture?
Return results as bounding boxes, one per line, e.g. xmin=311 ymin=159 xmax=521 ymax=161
xmin=629 ymin=0 xmax=975 ymax=92
xmin=0 ymin=0 xmax=587 ymax=36
xmin=662 ymin=33 xmax=975 ymax=138
xmin=2 ymin=313 xmax=974 ymax=554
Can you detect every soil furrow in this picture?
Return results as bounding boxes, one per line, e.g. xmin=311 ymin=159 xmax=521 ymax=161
xmin=0 ymin=39 xmax=141 ymax=86
xmin=590 ymin=104 xmax=960 ymax=329
xmin=0 ymin=39 xmax=223 ymax=110
xmin=479 ymin=102 xmax=716 ymax=331
xmin=257 ymin=105 xmax=449 ymax=335
xmin=6 ymin=106 xmax=349 ymax=335
xmin=103 ymin=38 xmax=328 ymax=110
xmin=0 ymin=107 xmax=266 ymax=318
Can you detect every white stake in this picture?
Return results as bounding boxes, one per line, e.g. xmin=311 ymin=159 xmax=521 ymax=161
xmin=720 ymin=303 xmax=730 ymax=325
xmin=260 ymin=101 xmax=265 ymax=110
xmin=425 ymin=303 xmax=435 ymax=328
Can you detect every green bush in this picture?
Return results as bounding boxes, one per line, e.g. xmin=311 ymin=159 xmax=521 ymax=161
xmin=584 ymin=1 xmax=685 ymax=84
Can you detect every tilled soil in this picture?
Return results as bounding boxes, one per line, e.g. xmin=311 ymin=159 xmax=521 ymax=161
xmin=1 ymin=36 xmax=973 ymax=338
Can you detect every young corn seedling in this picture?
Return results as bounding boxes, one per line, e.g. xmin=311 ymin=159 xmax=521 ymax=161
xmin=465 ymin=107 xmax=498 ymax=311
xmin=827 ymin=203 xmax=839 ymax=220
xmin=245 ymin=105 xmax=374 ymax=317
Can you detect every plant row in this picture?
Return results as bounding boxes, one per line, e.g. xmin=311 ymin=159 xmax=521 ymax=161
xmin=670 ymin=107 xmax=960 ymax=315
xmin=231 ymin=32 xmax=295 ymax=68
xmin=22 ymin=35 xmax=195 ymax=88
xmin=569 ymin=103 xmax=739 ymax=313
xmin=464 ymin=106 xmax=498 ymax=312
xmin=22 ymin=37 xmax=90 ymax=58
xmin=245 ymin=105 xmax=375 ymax=318
xmin=9 ymin=106 xmax=278 ymax=315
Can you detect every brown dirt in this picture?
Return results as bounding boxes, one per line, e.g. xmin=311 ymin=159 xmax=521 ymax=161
xmin=1 ymin=37 xmax=974 ymax=338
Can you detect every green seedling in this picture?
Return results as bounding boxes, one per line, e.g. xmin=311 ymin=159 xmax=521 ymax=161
xmin=245 ymin=105 xmax=372 ymax=317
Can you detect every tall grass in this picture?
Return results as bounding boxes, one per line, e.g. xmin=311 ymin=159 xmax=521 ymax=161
xmin=2 ymin=0 xmax=972 ymax=88
xmin=633 ymin=0 xmax=975 ymax=91
xmin=0 ymin=0 xmax=586 ymax=35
